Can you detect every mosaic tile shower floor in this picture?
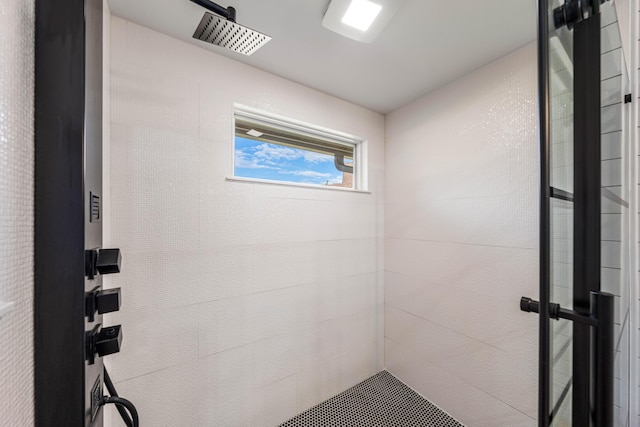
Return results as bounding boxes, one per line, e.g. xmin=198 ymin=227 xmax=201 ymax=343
xmin=279 ymin=371 xmax=465 ymax=427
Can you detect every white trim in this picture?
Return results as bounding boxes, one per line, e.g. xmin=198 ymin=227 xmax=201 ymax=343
xmin=225 ymin=175 xmax=372 ymax=193
xmin=0 ymin=301 xmax=14 ymax=319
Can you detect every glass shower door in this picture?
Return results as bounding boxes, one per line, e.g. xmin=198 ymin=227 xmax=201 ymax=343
xmin=526 ymin=1 xmax=629 ymax=426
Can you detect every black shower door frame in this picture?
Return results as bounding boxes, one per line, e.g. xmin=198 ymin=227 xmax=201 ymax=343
xmin=536 ymin=1 xmax=612 ymax=427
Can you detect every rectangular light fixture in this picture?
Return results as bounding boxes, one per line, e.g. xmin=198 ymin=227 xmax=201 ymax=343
xmin=341 ymin=0 xmax=382 ymax=32
xmin=322 ymin=0 xmax=407 ymax=43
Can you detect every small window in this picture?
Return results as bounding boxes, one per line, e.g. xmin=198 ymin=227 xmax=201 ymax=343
xmin=233 ymin=106 xmax=363 ymax=190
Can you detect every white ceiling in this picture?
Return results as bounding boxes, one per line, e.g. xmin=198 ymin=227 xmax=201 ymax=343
xmin=107 ymin=0 xmax=537 ymax=113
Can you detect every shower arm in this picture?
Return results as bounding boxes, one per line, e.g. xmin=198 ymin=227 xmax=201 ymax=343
xmin=190 ymin=0 xmax=236 ymax=22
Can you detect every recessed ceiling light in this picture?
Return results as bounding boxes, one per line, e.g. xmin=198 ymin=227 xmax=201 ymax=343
xmin=322 ymin=0 xmax=408 ymax=43
xmin=341 ymin=0 xmax=382 ymax=32
xmin=247 ymin=129 xmax=264 ymax=137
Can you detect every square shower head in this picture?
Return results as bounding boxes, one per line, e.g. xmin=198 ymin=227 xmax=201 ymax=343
xmin=193 ymin=12 xmax=272 ymax=56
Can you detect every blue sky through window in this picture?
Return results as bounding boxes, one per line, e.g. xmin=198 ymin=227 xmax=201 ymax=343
xmin=234 ymin=137 xmax=348 ymax=186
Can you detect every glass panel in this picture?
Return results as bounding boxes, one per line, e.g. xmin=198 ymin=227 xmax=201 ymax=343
xmin=550 ymin=318 xmax=573 ymax=427
xmin=549 ymin=197 xmax=573 ymax=427
xmin=549 ymin=4 xmax=574 ymax=194
xmin=548 ymin=0 xmax=575 ymax=422
xmin=234 ymin=137 xmax=354 ymax=187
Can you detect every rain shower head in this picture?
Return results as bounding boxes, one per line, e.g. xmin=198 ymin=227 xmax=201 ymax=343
xmin=190 ymin=0 xmax=271 ymax=56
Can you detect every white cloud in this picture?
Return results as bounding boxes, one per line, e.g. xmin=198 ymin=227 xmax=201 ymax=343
xmin=251 ymin=143 xmax=332 ymax=164
xmin=280 ymin=170 xmax=332 ymax=179
xmin=302 ymin=151 xmax=333 ymax=164
xmin=254 ymin=143 xmax=301 ymax=162
xmin=235 ymin=149 xmax=277 ymax=169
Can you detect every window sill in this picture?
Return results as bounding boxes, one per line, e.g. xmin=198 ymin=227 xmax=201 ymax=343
xmin=226 ymin=176 xmax=371 ymax=194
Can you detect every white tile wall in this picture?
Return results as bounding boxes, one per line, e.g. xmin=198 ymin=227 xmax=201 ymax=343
xmin=105 ymin=17 xmax=384 ymax=426
xmin=384 ymin=43 xmax=539 ymax=426
xmin=599 ymin=4 xmax=633 ymax=425
xmin=0 ymin=0 xmax=35 ymax=426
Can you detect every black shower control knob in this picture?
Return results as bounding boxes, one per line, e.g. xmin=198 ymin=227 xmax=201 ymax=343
xmin=95 ymin=325 xmax=123 ymax=357
xmin=96 ymin=288 xmax=122 ymax=315
xmin=85 ymin=286 xmax=122 ymax=321
xmin=96 ymin=248 xmax=122 ymax=275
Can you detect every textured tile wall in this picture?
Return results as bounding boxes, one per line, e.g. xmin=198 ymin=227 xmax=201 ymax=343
xmin=105 ymin=17 xmax=384 ymax=427
xmin=0 ymin=0 xmax=35 ymax=426
xmin=598 ymin=4 xmax=631 ymax=425
xmin=384 ymin=43 xmax=539 ymax=427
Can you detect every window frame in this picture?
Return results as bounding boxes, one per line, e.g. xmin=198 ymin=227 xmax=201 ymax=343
xmin=230 ymin=104 xmax=367 ymax=191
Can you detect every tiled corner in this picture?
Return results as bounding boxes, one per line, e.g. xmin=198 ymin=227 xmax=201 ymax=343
xmin=384 ymin=43 xmax=538 ymax=425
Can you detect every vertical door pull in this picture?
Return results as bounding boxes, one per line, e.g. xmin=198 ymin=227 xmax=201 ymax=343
xmin=520 ymin=293 xmax=614 ymax=427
